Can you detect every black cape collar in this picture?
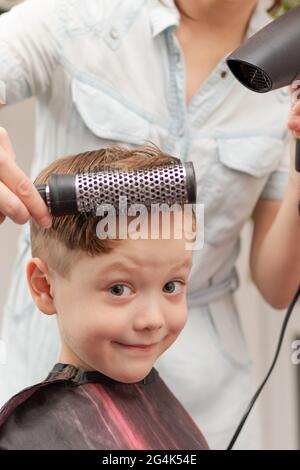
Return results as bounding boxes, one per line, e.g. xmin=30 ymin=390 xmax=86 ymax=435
xmin=46 ymin=363 xmax=158 ymax=386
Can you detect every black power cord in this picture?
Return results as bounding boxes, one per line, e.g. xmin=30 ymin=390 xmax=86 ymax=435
xmin=227 ymin=284 xmax=300 ymax=450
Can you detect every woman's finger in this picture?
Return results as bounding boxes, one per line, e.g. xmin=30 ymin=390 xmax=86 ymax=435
xmin=0 ymin=127 xmax=16 ymax=161
xmin=0 ymin=148 xmax=52 ymax=228
xmin=0 ymin=179 xmax=31 ymax=224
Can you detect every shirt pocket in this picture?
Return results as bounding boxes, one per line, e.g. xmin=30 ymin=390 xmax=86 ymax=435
xmin=199 ymin=136 xmax=285 ymax=247
xmin=71 ymin=77 xmax=151 ymax=146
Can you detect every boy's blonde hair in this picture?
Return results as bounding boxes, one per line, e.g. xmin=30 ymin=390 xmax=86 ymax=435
xmin=30 ymin=145 xmax=183 ymax=279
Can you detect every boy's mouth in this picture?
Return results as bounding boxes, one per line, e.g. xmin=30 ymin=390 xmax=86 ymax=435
xmin=114 ymin=342 xmax=159 ymax=352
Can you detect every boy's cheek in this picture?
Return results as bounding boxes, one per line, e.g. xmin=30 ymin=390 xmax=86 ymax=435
xmin=174 ymin=307 xmax=188 ymax=331
xmin=160 ymin=330 xmax=183 ymax=356
xmin=167 ymin=310 xmax=188 ymax=340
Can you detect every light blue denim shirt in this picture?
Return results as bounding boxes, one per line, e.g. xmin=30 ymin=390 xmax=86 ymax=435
xmin=0 ymin=0 xmax=291 ymax=448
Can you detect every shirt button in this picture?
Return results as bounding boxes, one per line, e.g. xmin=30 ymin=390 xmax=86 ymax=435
xmin=178 ymin=127 xmax=184 ymax=137
xmin=110 ymin=27 xmax=119 ymax=39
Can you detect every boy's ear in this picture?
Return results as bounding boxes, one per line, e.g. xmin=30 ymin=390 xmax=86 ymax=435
xmin=26 ymin=258 xmax=56 ymax=315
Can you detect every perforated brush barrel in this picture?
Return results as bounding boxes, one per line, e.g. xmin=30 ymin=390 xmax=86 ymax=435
xmin=35 ymin=162 xmax=197 ymax=216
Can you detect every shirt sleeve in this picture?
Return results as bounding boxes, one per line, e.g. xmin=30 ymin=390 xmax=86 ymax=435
xmin=0 ymin=0 xmax=60 ymax=105
xmin=259 ymin=130 xmax=290 ymax=200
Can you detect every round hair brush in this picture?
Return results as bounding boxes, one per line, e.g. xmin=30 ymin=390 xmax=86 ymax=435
xmin=35 ymin=162 xmax=196 ymax=216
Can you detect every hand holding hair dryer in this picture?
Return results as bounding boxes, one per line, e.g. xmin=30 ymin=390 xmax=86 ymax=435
xmin=226 ymin=5 xmax=300 ymax=212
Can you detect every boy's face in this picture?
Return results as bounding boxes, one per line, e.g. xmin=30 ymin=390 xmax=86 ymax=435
xmin=31 ymin=228 xmax=193 ymax=383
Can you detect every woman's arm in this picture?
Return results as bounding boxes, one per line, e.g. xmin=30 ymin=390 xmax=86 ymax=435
xmin=250 ymin=141 xmax=300 ymax=309
xmin=0 ymin=1 xmax=59 ymax=227
xmin=0 ymin=0 xmax=59 ymax=105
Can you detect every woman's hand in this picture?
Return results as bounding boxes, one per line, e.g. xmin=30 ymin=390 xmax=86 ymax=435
xmin=286 ymin=83 xmax=300 ymax=187
xmin=0 ymin=127 xmax=52 ymax=228
xmin=288 ymin=80 xmax=300 ymax=136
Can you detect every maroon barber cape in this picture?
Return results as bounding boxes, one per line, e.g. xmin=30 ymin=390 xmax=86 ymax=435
xmin=0 ymin=363 xmax=209 ymax=450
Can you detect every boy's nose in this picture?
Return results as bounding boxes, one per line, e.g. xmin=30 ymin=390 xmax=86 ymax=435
xmin=133 ymin=301 xmax=165 ymax=331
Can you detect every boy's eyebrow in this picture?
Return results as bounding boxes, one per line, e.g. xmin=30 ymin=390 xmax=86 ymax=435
xmin=170 ymin=259 xmax=192 ymax=270
xmin=99 ymin=258 xmax=192 ymax=274
xmin=100 ymin=261 xmax=138 ymax=273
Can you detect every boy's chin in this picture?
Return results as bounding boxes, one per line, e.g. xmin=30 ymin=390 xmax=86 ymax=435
xmin=112 ymin=366 xmax=154 ymax=384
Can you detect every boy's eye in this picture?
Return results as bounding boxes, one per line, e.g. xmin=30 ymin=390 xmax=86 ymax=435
xmin=109 ymin=284 xmax=133 ymax=297
xmin=163 ymin=281 xmax=184 ymax=294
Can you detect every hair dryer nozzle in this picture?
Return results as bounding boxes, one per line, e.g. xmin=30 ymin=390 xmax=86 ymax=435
xmin=226 ymin=60 xmax=272 ymax=93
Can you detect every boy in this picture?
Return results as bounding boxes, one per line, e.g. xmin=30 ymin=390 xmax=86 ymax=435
xmin=0 ymin=145 xmax=208 ymax=450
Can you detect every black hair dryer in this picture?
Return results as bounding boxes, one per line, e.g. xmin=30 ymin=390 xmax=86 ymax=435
xmin=226 ymin=5 xmax=300 ymax=210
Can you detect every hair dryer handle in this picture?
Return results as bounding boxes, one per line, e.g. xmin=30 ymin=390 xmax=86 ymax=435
xmin=295 ymin=139 xmax=300 ymax=216
xmin=296 ymin=139 xmax=300 ymax=173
